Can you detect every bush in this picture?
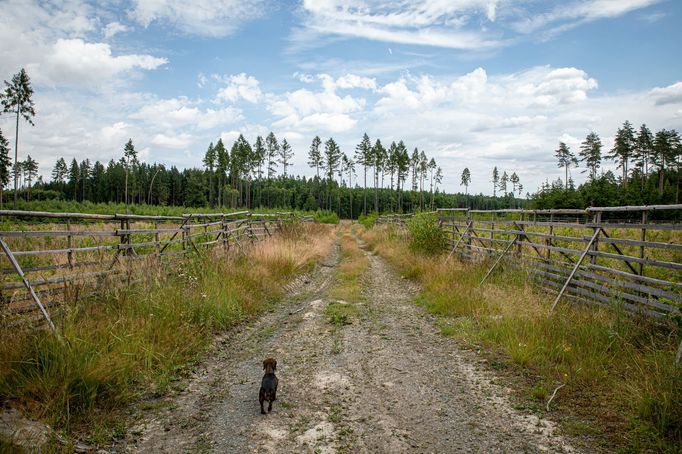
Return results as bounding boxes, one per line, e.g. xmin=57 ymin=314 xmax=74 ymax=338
xmin=406 ymin=212 xmax=447 ymax=255
xmin=358 ymin=212 xmax=378 ymax=229
xmin=314 ymin=209 xmax=340 ymax=224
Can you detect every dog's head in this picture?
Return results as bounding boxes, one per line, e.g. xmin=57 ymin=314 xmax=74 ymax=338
xmin=263 ymin=357 xmax=277 ymax=374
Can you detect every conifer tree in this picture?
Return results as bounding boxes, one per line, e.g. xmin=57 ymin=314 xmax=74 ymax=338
xmin=52 ymin=157 xmax=67 ymax=184
xmin=608 ymin=120 xmax=635 ymax=185
xmin=634 ymin=124 xmax=654 ymax=179
xmin=461 ymin=167 xmax=471 ymax=203
xmin=1 ymin=68 xmax=35 ymax=208
xmin=265 ymin=132 xmax=279 ymax=180
xmin=123 ymin=138 xmax=137 ymax=211
xmin=308 ymin=136 xmax=322 ymax=178
xmin=373 ymin=139 xmax=386 ymax=212
xmin=0 ymin=129 xmax=10 ymax=209
xmin=324 ymin=137 xmax=341 ymax=209
xmin=492 ymin=166 xmax=499 ymax=197
xmin=579 ymin=132 xmax=602 ymax=180
xmin=354 ymin=133 xmax=372 ymax=214
xmin=203 ymin=142 xmax=216 ymax=206
xmin=279 ymin=138 xmax=293 ymax=177
xmin=555 ymin=142 xmax=578 ymax=189
xmin=215 ymin=139 xmax=229 ymax=207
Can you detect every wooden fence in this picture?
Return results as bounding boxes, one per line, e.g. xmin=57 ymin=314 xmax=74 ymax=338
xmin=378 ymin=205 xmax=682 ymax=361
xmin=0 ymin=210 xmax=310 ymax=330
xmin=377 ymin=206 xmax=682 ymax=315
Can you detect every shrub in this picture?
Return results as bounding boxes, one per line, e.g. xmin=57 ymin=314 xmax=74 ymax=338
xmin=314 ymin=210 xmax=340 ymax=224
xmin=406 ymin=212 xmax=447 ymax=255
xmin=358 ymin=212 xmax=378 ymax=229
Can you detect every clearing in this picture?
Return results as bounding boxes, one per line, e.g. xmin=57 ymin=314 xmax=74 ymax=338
xmin=119 ymin=225 xmax=582 ymax=453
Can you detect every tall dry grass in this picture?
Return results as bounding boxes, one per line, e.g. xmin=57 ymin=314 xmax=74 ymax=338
xmin=360 ymin=225 xmax=681 ymax=452
xmin=0 ymin=222 xmax=335 ymax=448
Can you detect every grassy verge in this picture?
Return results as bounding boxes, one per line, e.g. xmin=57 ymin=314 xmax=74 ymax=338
xmin=0 ymin=222 xmax=335 ymax=450
xmin=324 ymin=226 xmax=369 ymax=354
xmin=360 ymin=225 xmax=681 ymax=453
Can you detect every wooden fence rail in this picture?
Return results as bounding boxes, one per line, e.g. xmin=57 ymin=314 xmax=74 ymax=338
xmin=377 ymin=205 xmax=681 ymax=318
xmin=378 ymin=205 xmax=682 ymax=362
xmin=0 ymin=210 xmax=311 ymax=329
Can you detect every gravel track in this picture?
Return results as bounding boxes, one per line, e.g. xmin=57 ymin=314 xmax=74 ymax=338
xmin=120 ymin=233 xmax=579 ymax=453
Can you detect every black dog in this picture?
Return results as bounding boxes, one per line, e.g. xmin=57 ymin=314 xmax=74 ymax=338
xmin=259 ymin=357 xmax=278 ymax=414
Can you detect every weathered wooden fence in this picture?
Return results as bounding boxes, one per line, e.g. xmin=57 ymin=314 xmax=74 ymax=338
xmin=378 ymin=204 xmax=682 ymax=361
xmin=378 ymin=205 xmax=682 ymax=314
xmin=0 ymin=210 xmax=309 ymax=330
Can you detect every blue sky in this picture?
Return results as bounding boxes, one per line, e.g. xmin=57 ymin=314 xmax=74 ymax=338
xmin=1 ymin=0 xmax=681 ymax=195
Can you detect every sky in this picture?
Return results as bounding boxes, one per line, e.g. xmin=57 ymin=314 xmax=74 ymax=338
xmin=1 ymin=0 xmax=681 ymax=196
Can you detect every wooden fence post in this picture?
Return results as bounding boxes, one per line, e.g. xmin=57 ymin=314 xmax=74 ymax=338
xmin=66 ymin=218 xmax=73 ymax=270
xmin=640 ymin=210 xmax=647 ymax=276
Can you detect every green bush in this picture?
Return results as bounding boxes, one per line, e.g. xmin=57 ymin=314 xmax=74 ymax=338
xmin=358 ymin=212 xmax=378 ymax=229
xmin=406 ymin=212 xmax=447 ymax=255
xmin=314 ymin=210 xmax=340 ymax=224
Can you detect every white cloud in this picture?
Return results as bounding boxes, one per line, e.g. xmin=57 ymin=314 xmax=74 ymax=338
xmin=650 ymin=82 xmax=682 ymax=106
xmin=295 ymin=0 xmax=661 ymax=51
xmin=103 ymin=21 xmax=128 ymax=39
xmin=151 ymin=133 xmax=193 ymax=149
xmin=130 ymin=97 xmax=242 ymax=130
xmin=130 ymin=0 xmax=269 ymax=37
xmin=267 ymin=76 xmax=366 ymax=133
xmin=39 ymin=39 xmax=167 ymax=87
xmin=216 ymin=73 xmax=263 ymax=103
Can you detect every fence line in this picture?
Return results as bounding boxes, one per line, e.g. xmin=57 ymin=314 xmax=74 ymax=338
xmin=378 ymin=205 xmax=682 ymax=362
xmin=0 ymin=210 xmax=311 ymax=329
xmin=377 ymin=205 xmax=681 ymax=318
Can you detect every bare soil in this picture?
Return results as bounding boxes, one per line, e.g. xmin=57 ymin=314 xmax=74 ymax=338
xmin=118 ymin=233 xmax=581 ymax=453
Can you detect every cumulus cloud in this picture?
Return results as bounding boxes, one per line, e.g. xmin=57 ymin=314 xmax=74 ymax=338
xmin=650 ymin=82 xmax=682 ymax=106
xmin=130 ymin=97 xmax=242 ymax=130
xmin=216 ymin=73 xmax=263 ymax=103
xmin=266 ymin=75 xmax=367 ymax=133
xmin=40 ymin=39 xmax=167 ymax=86
xmin=151 ymin=133 xmax=193 ymax=149
xmin=129 ymin=0 xmax=269 ymax=37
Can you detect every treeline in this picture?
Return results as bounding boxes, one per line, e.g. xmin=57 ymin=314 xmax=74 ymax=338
xmin=532 ymin=122 xmax=681 ymax=209
xmin=0 ymin=130 xmax=528 ymax=216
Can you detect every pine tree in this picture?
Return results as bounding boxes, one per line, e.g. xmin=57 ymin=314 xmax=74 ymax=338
xmin=279 ymin=138 xmax=293 ymax=177
xmin=1 ymin=68 xmax=35 ymax=209
xmin=79 ymin=158 xmax=90 ymax=202
xmin=395 ymin=141 xmax=409 ymax=212
xmin=555 ymin=142 xmax=578 ymax=189
xmin=123 ymin=138 xmax=137 ymax=210
xmin=608 ymin=120 xmax=635 ymax=185
xmin=308 ymin=136 xmax=322 ymax=178
xmin=265 ymin=132 xmax=279 ymax=180
xmin=68 ymin=158 xmax=80 ymax=201
xmin=510 ymin=172 xmax=520 ymax=194
xmin=52 ymin=157 xmax=68 ymax=184
xmin=342 ymin=154 xmax=355 ymax=218
xmin=373 ymin=139 xmax=386 ymax=212
xmin=652 ymin=129 xmax=681 ymax=195
xmin=203 ymin=142 xmax=216 ymax=206
xmin=579 ymin=132 xmax=602 ymax=180
xmin=460 ymin=167 xmax=471 ymax=196
xmin=324 ymin=138 xmax=341 ymax=210
xmin=354 ymin=133 xmax=372 ymax=214
xmin=0 ymin=129 xmax=10 ymax=209
xmin=491 ymin=166 xmax=499 ymax=197
xmin=215 ymin=139 xmax=229 ymax=208
xmin=428 ymin=157 xmax=436 ymax=210
xmin=499 ymin=171 xmax=509 ymax=196
xmin=386 ymin=142 xmax=398 ymax=211
xmin=634 ymin=124 xmax=654 ymax=179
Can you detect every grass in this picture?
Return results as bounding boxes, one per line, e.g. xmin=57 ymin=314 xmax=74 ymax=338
xmin=324 ymin=225 xmax=369 ymax=354
xmin=0 ymin=222 xmax=335 ymax=450
xmin=360 ymin=224 xmax=682 ymax=453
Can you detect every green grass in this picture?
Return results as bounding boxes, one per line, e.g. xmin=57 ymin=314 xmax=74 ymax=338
xmin=360 ymin=225 xmax=682 ymax=452
xmin=0 ymin=223 xmax=333 ymax=449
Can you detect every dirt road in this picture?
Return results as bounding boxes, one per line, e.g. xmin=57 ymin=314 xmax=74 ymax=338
xmin=121 ymin=231 xmax=578 ymax=453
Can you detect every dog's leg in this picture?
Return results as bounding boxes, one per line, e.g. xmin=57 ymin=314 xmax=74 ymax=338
xmin=268 ymin=400 xmax=273 ymax=412
xmin=260 ymin=396 xmax=266 ymax=415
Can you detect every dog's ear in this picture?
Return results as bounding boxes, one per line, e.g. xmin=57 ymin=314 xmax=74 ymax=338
xmin=263 ymin=359 xmax=267 ymax=370
xmin=272 ymin=359 xmax=277 ymax=371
